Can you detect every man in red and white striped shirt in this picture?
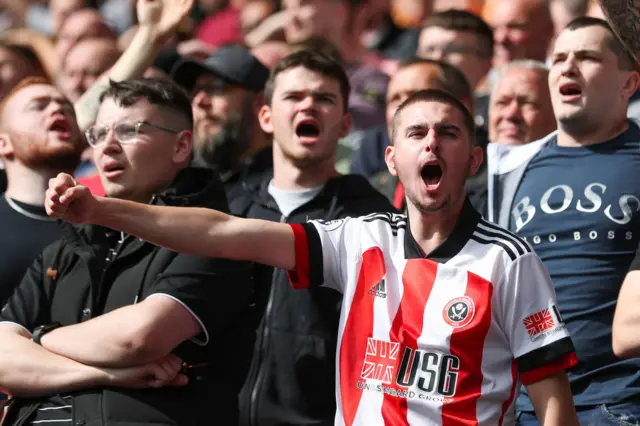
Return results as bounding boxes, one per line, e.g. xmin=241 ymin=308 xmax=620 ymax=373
xmin=45 ymin=88 xmax=579 ymax=425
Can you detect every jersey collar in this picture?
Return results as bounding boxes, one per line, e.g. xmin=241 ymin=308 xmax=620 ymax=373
xmin=404 ymin=198 xmax=481 ymax=262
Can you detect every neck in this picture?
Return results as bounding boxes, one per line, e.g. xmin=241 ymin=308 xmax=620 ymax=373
xmin=271 ymin=146 xmax=338 ymax=191
xmin=406 ymin=194 xmax=465 ymax=256
xmin=4 ymin=163 xmax=73 ymax=206
xmin=557 ymin=115 xmax=629 ymax=147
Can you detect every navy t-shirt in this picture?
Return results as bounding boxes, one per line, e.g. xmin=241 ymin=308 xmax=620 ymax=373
xmin=511 ymin=121 xmax=640 ymax=410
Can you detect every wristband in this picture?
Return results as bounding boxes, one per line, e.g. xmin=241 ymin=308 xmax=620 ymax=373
xmin=32 ymin=322 xmax=62 ymax=345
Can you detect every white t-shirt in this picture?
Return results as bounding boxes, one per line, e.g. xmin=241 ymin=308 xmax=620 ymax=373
xmin=267 ymin=180 xmax=324 ymax=217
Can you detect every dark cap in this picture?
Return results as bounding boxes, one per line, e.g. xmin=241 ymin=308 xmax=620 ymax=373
xmin=171 ymin=45 xmax=269 ymax=93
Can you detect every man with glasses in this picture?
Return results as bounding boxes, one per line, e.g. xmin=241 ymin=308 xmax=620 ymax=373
xmin=0 ymin=78 xmax=255 ymax=425
xmin=171 ymin=45 xmax=272 ymax=201
xmin=417 ymin=9 xmax=495 ymax=129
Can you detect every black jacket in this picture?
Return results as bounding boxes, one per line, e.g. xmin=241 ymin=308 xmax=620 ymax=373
xmin=231 ymin=173 xmax=397 ymax=426
xmin=1 ymin=168 xmax=255 ymax=426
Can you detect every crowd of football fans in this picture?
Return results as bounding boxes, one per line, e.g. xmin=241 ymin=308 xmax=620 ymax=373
xmin=2 ymin=0 xmax=640 ymax=424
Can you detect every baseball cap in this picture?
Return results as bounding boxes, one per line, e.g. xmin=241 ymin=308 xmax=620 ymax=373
xmin=171 ymin=45 xmax=269 ymax=93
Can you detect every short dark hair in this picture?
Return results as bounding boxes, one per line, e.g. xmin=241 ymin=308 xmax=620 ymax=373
xmin=563 ymin=17 xmax=637 ymax=71
xmin=264 ymin=50 xmax=351 ymax=112
xmin=289 ymin=36 xmax=344 ymax=65
xmin=422 ymin=9 xmax=494 ymax=58
xmin=99 ymin=78 xmax=193 ymax=128
xmin=396 ymin=57 xmax=473 ymax=105
xmin=391 ymin=89 xmax=476 ymax=146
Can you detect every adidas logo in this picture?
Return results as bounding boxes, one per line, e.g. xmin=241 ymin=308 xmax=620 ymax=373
xmin=369 ymin=279 xmax=387 ymax=298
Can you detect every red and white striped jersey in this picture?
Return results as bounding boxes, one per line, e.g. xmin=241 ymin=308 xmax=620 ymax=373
xmin=288 ymin=200 xmax=577 ymax=426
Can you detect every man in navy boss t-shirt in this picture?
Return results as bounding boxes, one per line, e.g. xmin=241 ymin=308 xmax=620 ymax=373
xmin=489 ymin=17 xmax=640 ymax=425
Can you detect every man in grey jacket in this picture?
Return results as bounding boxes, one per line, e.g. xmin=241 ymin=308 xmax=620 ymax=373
xmin=488 ymin=17 xmax=640 ymax=425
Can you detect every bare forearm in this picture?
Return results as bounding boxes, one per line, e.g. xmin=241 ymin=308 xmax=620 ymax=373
xmin=0 ymin=331 xmax=109 ymax=397
xmin=41 ymin=308 xmax=160 ymax=368
xmin=599 ymin=0 xmax=640 ymax=61
xmin=527 ymin=371 xmax=578 ymax=426
xmin=92 ymin=197 xmax=295 ymax=268
xmin=612 ymin=272 xmax=640 ymax=357
xmin=74 ymin=26 xmax=162 ymax=130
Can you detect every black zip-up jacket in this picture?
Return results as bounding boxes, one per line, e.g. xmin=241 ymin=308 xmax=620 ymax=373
xmin=231 ymin=173 xmax=397 ymax=426
xmin=0 ymin=168 xmax=255 ymax=426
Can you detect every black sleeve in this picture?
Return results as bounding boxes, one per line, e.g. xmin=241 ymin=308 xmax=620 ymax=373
xmin=144 ymin=254 xmax=254 ymax=344
xmin=629 ymin=238 xmax=640 ymax=272
xmin=0 ymin=252 xmax=50 ymax=332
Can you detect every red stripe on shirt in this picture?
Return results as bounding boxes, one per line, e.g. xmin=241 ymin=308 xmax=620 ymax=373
xmin=380 ymin=259 xmax=438 ymax=426
xmin=498 ymin=360 xmax=519 ymax=426
xmin=441 ymin=271 xmax=493 ymax=426
xmin=287 ymin=224 xmax=311 ymax=289
xmin=340 ymin=247 xmax=386 ymax=426
xmin=520 ymin=351 xmax=578 ymax=385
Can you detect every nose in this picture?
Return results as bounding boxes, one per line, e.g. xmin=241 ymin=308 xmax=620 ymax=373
xmin=559 ymin=54 xmax=578 ymax=76
xmin=297 ymin=95 xmax=316 ymax=112
xmin=425 ymin=128 xmax=440 ymax=152
xmin=100 ymin=127 xmax=122 ymax=154
xmin=503 ymin=99 xmax=523 ymax=121
xmin=193 ymin=90 xmax=212 ymax=111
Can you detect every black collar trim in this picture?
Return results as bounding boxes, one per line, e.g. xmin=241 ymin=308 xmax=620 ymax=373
xmin=404 ymin=198 xmax=480 ymax=262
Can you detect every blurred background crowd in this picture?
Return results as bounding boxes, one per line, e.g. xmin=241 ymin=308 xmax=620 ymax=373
xmin=3 ymin=0 xmax=640 ymax=424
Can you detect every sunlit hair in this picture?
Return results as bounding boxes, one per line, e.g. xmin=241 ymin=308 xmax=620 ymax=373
xmin=0 ymin=76 xmax=53 ymax=125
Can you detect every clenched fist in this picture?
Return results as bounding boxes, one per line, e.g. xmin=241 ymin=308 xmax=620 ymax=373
xmin=45 ymin=173 xmax=100 ymax=224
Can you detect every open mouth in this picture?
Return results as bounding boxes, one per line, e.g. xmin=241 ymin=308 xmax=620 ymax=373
xmin=559 ymin=82 xmax=582 ymax=97
xmin=295 ymin=119 xmax=321 ymax=141
xmin=103 ymin=162 xmax=125 ymax=175
xmin=48 ymin=118 xmax=72 ymax=135
xmin=421 ymin=163 xmax=443 ymax=189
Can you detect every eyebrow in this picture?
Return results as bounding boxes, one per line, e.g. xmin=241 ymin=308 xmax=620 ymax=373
xmin=28 ymin=95 xmax=73 ymax=108
xmin=404 ymin=122 xmax=462 ymax=134
xmin=282 ymin=90 xmax=338 ymax=101
xmin=552 ymin=49 xmax=601 ymax=58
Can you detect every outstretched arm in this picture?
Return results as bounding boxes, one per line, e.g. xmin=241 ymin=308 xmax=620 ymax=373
xmin=46 ymin=174 xmax=296 ymax=270
xmin=599 ymin=0 xmax=640 ymax=62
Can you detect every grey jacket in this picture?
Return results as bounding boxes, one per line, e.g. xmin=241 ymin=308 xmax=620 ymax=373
xmin=486 ymin=131 xmax=558 ymax=228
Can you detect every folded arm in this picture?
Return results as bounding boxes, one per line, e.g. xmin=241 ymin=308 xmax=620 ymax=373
xmin=41 ymin=296 xmax=200 ymax=368
xmin=0 ymin=324 xmax=110 ymax=397
xmin=526 ymin=371 xmax=578 ymax=426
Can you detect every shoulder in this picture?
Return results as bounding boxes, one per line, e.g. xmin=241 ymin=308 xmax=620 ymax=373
xmin=471 ymin=218 xmax=533 ymax=263
xmin=331 ymin=174 xmax=399 ymax=215
xmin=487 ymin=133 xmax=554 ymax=176
xmin=312 ymin=211 xmax=407 ymax=235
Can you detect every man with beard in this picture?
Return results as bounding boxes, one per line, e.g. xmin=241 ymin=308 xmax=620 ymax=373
xmin=0 ymin=77 xmax=85 ymax=306
xmin=45 ymin=88 xmax=579 ymax=425
xmin=171 ymin=45 xmax=272 ymax=202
